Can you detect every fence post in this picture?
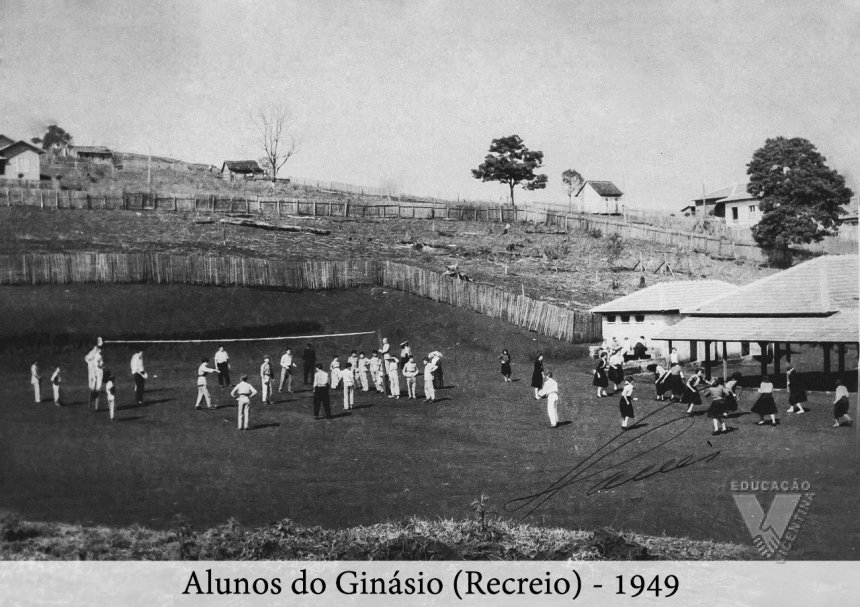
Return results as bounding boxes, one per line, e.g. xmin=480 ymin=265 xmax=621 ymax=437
xmin=55 ymin=189 xmax=59 ymax=209
xmin=313 ymin=200 xmax=317 ymax=217
xmin=172 ymin=196 xmax=176 ymax=212
xmin=39 ymin=190 xmax=44 ymax=209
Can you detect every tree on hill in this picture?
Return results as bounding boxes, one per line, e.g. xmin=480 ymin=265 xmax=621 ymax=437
xmin=253 ymin=103 xmax=300 ymax=187
xmin=748 ymin=137 xmax=853 ymax=264
xmin=562 ymin=169 xmax=584 ymax=208
xmin=31 ymin=124 xmax=73 ymax=151
xmin=471 ymin=135 xmax=547 ymax=207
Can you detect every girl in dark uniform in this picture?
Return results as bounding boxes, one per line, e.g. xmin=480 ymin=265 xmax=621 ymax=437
xmin=706 ymin=377 xmax=729 ymax=435
xmin=607 ymin=351 xmax=624 ymax=392
xmin=723 ymin=372 xmax=742 ymax=414
xmin=832 ymin=379 xmax=852 ymax=427
xmin=785 ymin=367 xmax=807 ymax=414
xmin=751 ymin=375 xmax=778 ymax=426
xmin=531 ymin=354 xmax=544 ymax=399
xmin=682 ymin=369 xmax=704 ymax=414
xmin=592 ymin=352 xmax=609 ymax=398
xmin=668 ymin=363 xmax=684 ymax=402
xmin=619 ymin=378 xmax=636 ymax=429
xmin=498 ymin=349 xmax=512 ymax=382
xmin=654 ymin=364 xmax=671 ymax=401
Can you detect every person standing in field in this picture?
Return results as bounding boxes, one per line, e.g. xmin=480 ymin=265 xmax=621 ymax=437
xmin=498 ymin=349 xmax=512 ymax=382
xmin=30 ymin=360 xmax=41 ymax=404
xmin=85 ymin=344 xmax=104 ymax=394
xmin=231 ymin=374 xmax=258 ymax=431
xmin=402 ymin=355 xmax=419 ymax=398
xmin=654 ymin=364 xmax=671 ymax=401
xmin=195 ymin=357 xmax=220 ymax=410
xmin=369 ymin=351 xmax=385 ymax=394
xmin=682 ymin=368 xmax=705 ymax=415
xmin=347 ymin=350 xmax=359 ymax=382
xmin=279 ymin=347 xmax=296 ymax=393
xmin=312 ymin=363 xmax=331 ymax=419
xmin=668 ymin=362 xmax=685 ymax=402
xmin=330 ymin=355 xmax=341 ymax=391
xmin=260 ymin=355 xmax=274 ymax=405
xmin=105 ymin=372 xmax=117 ymax=421
xmin=751 ymin=375 xmax=778 ymax=426
xmin=706 ymin=377 xmax=730 ymax=436
xmin=422 ymin=357 xmax=438 ymax=403
xmin=387 ymin=356 xmax=401 ymax=399
xmin=531 ymin=354 xmax=545 ymax=399
xmin=592 ymin=352 xmax=609 ymax=398
xmin=399 ymin=341 xmax=411 ymax=370
xmin=302 ymin=343 xmax=316 ymax=384
xmin=50 ymin=366 xmax=62 ymax=406
xmin=357 ymin=351 xmax=370 ymax=392
xmin=608 ymin=349 xmax=624 ymax=392
xmin=214 ymin=346 xmax=230 ymax=387
xmin=785 ymin=367 xmax=807 ymax=415
xmin=619 ymin=378 xmax=637 ymax=430
xmin=832 ymin=379 xmax=852 ymax=428
xmin=537 ymin=370 xmax=560 ymax=428
xmin=130 ymin=349 xmax=148 ymax=406
xmin=341 ymin=362 xmax=355 ymax=410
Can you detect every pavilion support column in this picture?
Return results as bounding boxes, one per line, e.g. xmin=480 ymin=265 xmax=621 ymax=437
xmin=722 ymin=342 xmax=728 ymax=380
xmin=823 ymin=344 xmax=831 ymax=376
xmin=704 ymin=340 xmax=712 ymax=380
xmin=838 ymin=344 xmax=846 ymax=375
xmin=758 ymin=342 xmax=768 ymax=377
xmin=784 ymin=342 xmax=792 ymax=364
xmin=668 ymin=340 xmax=673 ymax=361
xmin=690 ymin=340 xmax=697 ymax=362
xmin=773 ymin=342 xmax=781 ymax=376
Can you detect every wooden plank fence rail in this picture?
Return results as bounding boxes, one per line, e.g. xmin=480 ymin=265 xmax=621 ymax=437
xmin=1 ymin=186 xmax=792 ymax=262
xmin=0 ymin=253 xmax=602 ymax=343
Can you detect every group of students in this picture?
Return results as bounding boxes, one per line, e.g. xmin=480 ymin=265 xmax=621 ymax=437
xmin=193 ymin=338 xmax=445 ymax=428
xmin=653 ymin=362 xmax=854 ymax=433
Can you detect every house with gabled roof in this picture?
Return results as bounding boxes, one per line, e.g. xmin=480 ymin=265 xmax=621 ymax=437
xmin=654 ymin=255 xmax=859 ymax=380
xmin=591 ymin=280 xmax=740 ymax=361
xmin=574 ymin=180 xmax=623 ymax=214
xmin=0 ymin=135 xmax=44 ymax=181
xmin=221 ymin=160 xmax=265 ymax=180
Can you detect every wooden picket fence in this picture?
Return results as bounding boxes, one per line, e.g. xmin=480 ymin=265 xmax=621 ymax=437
xmin=0 ymin=253 xmax=601 ymax=343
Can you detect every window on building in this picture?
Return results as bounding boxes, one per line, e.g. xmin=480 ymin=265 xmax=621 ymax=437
xmin=634 ymin=314 xmax=645 ymax=323
xmin=620 ymin=314 xmax=630 ymax=323
xmin=749 ymin=204 xmax=757 ymax=214
xmin=606 ymin=314 xmax=616 ymax=323
xmin=731 ymin=207 xmax=739 ymax=220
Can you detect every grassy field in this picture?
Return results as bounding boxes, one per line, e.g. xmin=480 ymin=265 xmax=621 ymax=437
xmin=0 ymin=207 xmax=775 ymax=307
xmin=0 ymin=284 xmax=857 ymax=559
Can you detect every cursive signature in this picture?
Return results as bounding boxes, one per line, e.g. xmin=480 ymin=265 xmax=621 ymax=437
xmin=505 ymin=401 xmax=721 ymax=520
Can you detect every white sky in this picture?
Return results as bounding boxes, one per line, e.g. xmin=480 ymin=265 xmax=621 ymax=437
xmin=1 ymin=0 xmax=858 ymax=210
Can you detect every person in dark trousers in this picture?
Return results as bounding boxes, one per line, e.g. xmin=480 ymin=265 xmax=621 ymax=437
xmin=498 ymin=349 xmax=512 ymax=382
xmin=214 ymin=346 xmax=230 ymax=387
xmin=433 ymin=358 xmax=443 ymax=389
xmin=312 ymin=363 xmax=331 ymax=419
xmin=532 ymin=354 xmax=545 ymax=399
xmin=130 ymin=349 xmax=148 ymax=406
xmin=303 ymin=343 xmax=316 ymax=384
xmin=785 ymin=367 xmax=807 ymax=414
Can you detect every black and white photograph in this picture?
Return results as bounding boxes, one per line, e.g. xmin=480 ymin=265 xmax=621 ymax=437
xmin=0 ymin=1 xmax=857 ymax=604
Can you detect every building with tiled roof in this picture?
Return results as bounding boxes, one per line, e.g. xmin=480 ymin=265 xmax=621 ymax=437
xmin=0 ymin=135 xmax=44 ymax=181
xmin=574 ymin=180 xmax=624 ymax=215
xmin=590 ymin=280 xmax=740 ymax=361
xmin=654 ymin=255 xmax=858 ymax=379
xmin=221 ymin=160 xmax=265 ymax=180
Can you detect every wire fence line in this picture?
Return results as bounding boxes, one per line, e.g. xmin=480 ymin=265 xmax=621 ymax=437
xmin=0 ymin=253 xmax=603 ymax=344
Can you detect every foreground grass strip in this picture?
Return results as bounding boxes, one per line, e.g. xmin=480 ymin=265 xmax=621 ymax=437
xmin=0 ymin=513 xmax=754 ymax=561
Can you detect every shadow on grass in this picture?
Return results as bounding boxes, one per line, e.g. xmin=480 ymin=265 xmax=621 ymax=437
xmin=114 ymin=416 xmax=143 ymax=423
xmin=327 ymin=412 xmax=352 ymax=420
xmin=248 ymin=422 xmax=280 ymax=431
xmin=353 ymin=403 xmax=374 ymax=410
xmin=118 ymin=398 xmax=173 ymax=410
xmin=555 ymin=420 xmax=572 ymax=427
xmin=432 ymin=397 xmax=452 ymax=404
xmin=626 ymin=422 xmax=649 ymax=431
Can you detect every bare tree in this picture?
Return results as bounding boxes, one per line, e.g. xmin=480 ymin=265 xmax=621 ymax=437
xmin=253 ymin=103 xmax=300 ymax=187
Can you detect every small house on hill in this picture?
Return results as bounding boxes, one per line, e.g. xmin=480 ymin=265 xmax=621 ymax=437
xmin=0 ymin=135 xmax=44 ymax=181
xmin=71 ymin=146 xmax=113 ymax=162
xmin=574 ymin=180 xmax=623 ymax=214
xmin=683 ymin=182 xmax=762 ymax=228
xmin=591 ymin=280 xmax=740 ymax=362
xmin=221 ymin=160 xmax=265 ymax=180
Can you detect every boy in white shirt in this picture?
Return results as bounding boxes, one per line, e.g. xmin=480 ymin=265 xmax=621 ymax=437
xmin=30 ymin=360 xmax=41 ymax=403
xmin=341 ymin=362 xmax=355 ymax=410
xmin=105 ymin=373 xmax=117 ymax=421
xmin=196 ymin=357 xmax=219 ymax=409
xmin=402 ymin=356 xmax=419 ymax=399
xmin=369 ymin=351 xmax=385 ymax=394
xmin=330 ymin=356 xmax=341 ymax=390
xmin=423 ymin=357 xmax=438 ymax=403
xmin=231 ymin=375 xmax=258 ymax=430
xmin=260 ymin=356 xmax=273 ymax=405
xmin=50 ymin=366 xmax=62 ymax=406
xmin=387 ymin=357 xmax=400 ymax=399
xmin=537 ymin=370 xmax=560 ymax=428
xmin=279 ymin=348 xmax=296 ymax=393
xmin=357 ymin=352 xmax=370 ymax=392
